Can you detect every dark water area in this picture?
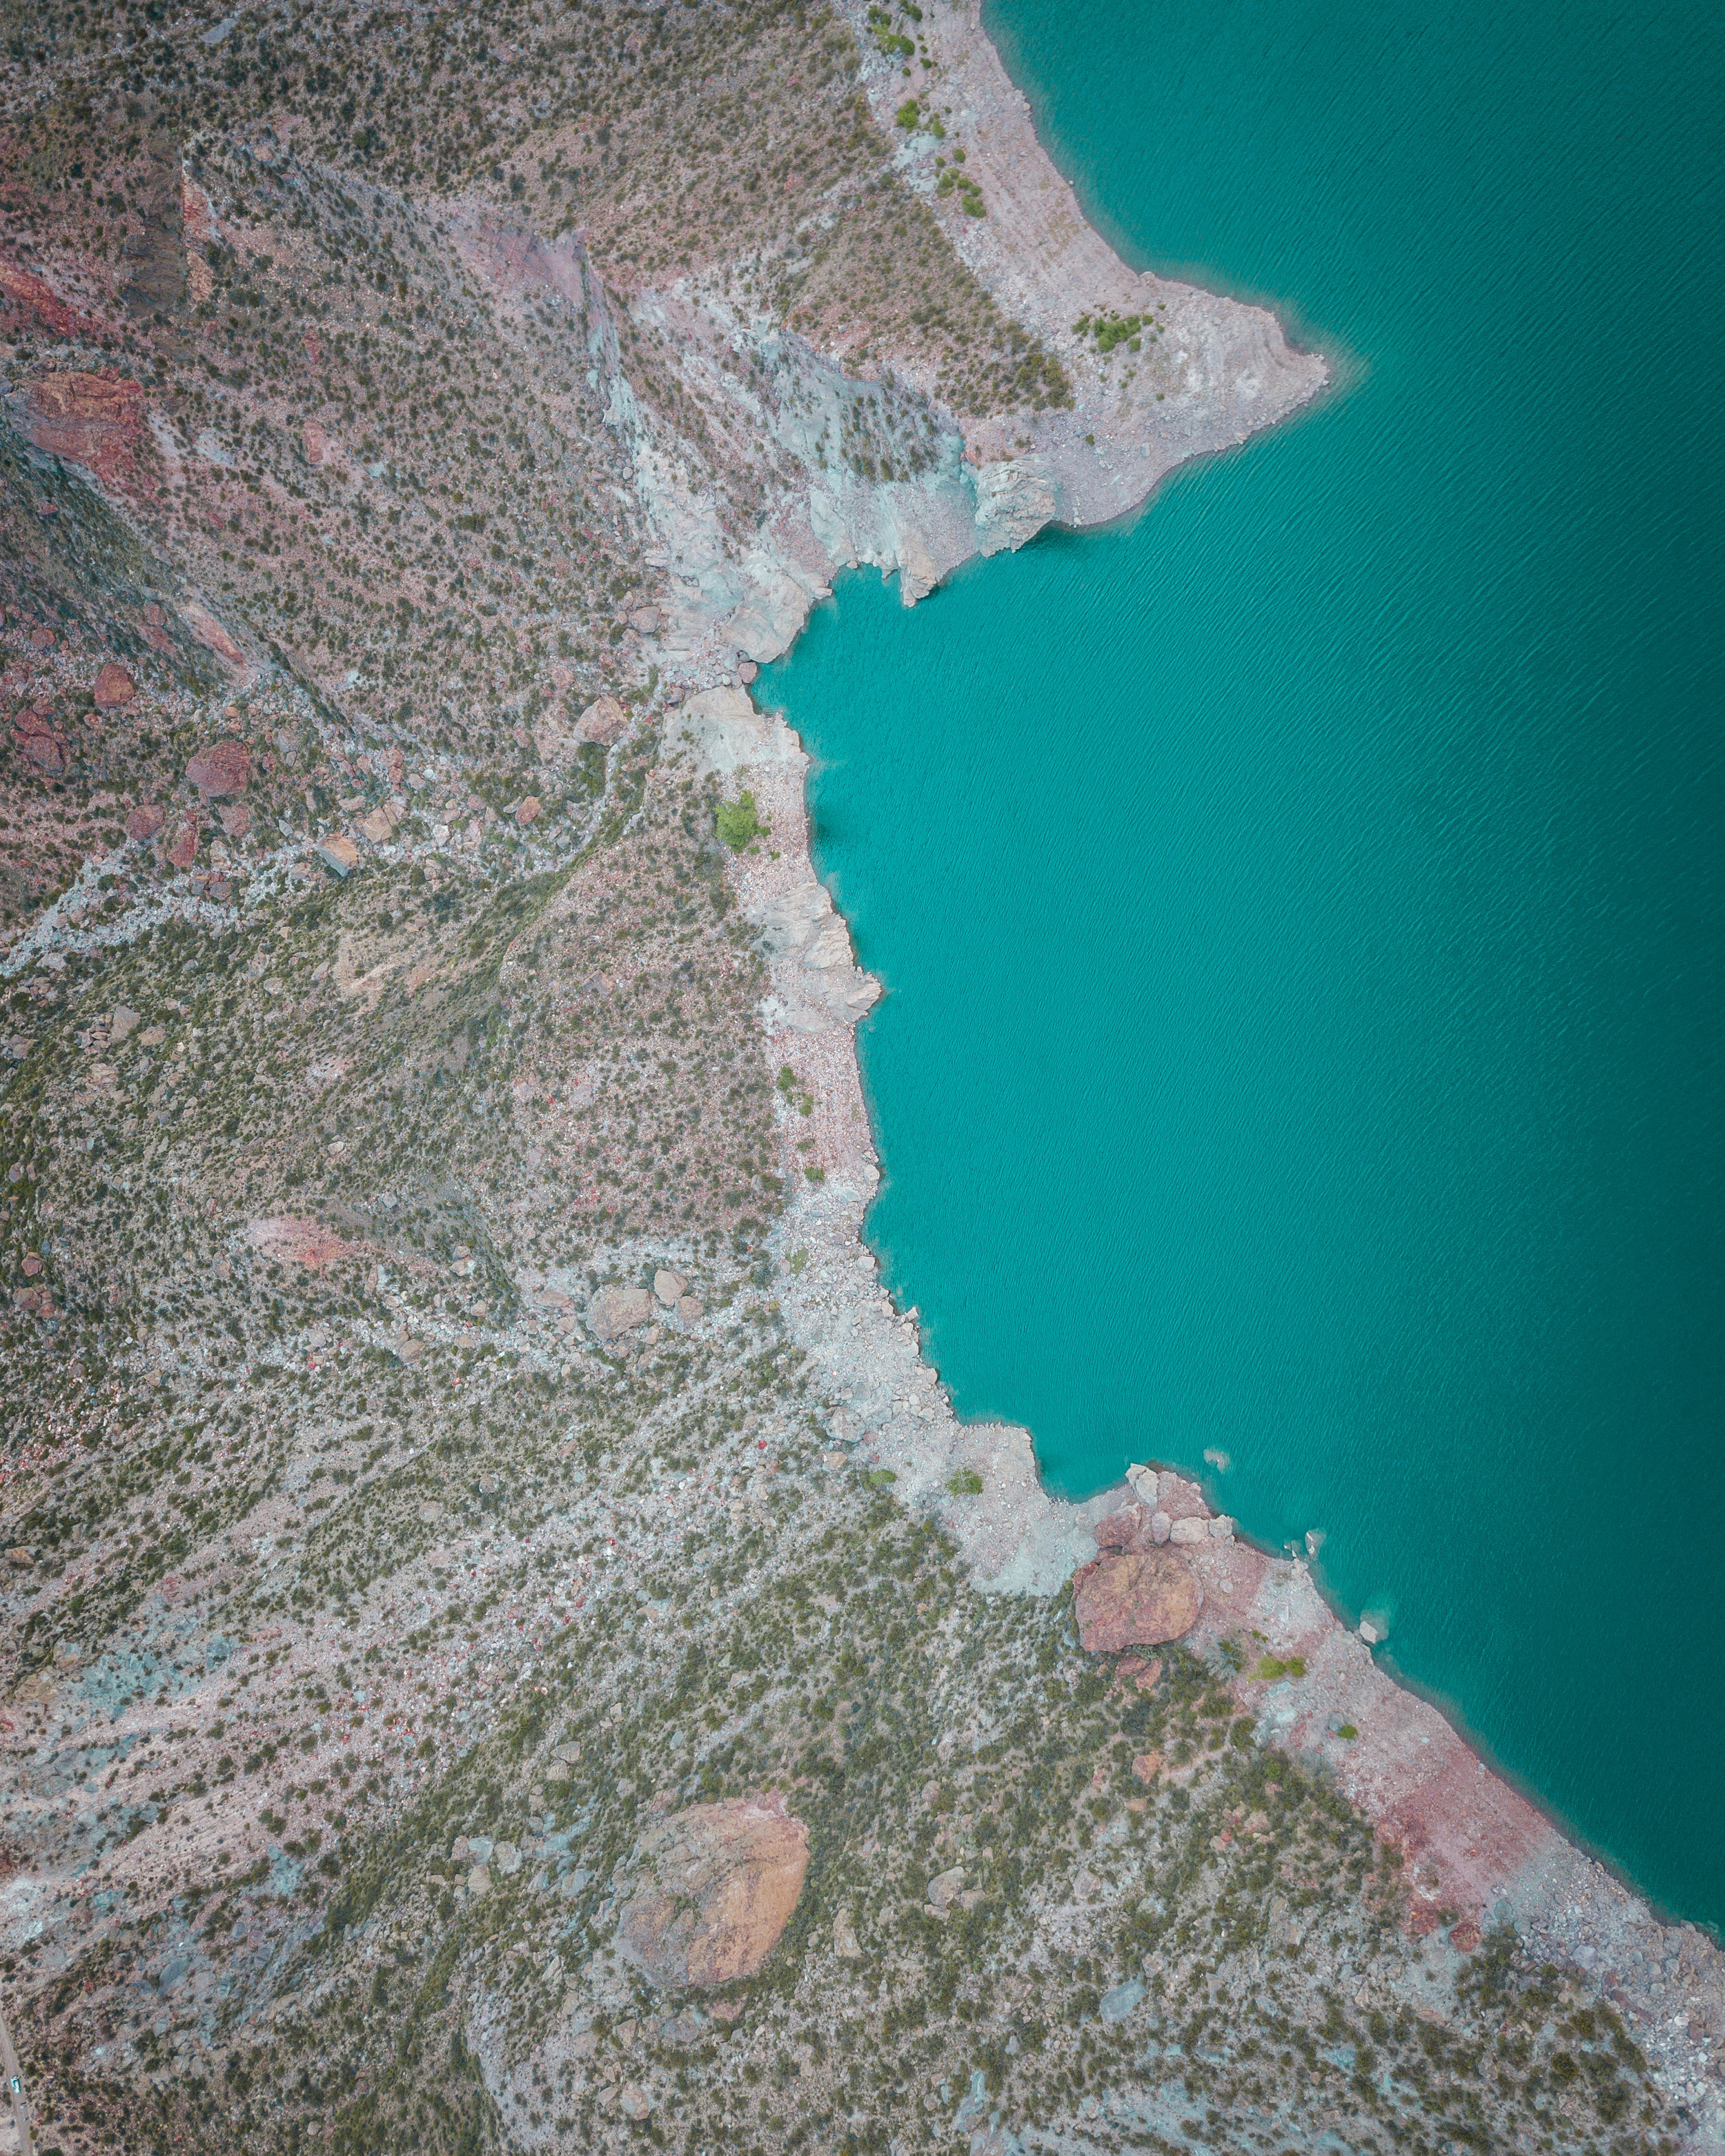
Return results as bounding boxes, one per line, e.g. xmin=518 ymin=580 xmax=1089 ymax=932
xmin=758 ymin=0 xmax=1725 ymax=1921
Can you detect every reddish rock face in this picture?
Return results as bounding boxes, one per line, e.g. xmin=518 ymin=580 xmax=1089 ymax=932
xmin=185 ymin=739 xmax=251 ymax=797
xmin=181 ymin=602 xmax=248 ymax=674
xmin=92 ymin=663 xmax=136 ymax=709
xmin=126 ymin=803 xmax=166 ymax=842
xmin=1072 ymin=1547 xmax=1201 ymax=1652
xmin=0 ymin=259 xmax=101 ymax=339
xmin=618 ymin=1792 xmax=809 ymax=1990
xmin=166 ymin=811 xmax=201 ymax=868
xmin=12 ymin=711 xmax=69 ymax=775
xmin=19 ymin=372 xmax=146 ymax=488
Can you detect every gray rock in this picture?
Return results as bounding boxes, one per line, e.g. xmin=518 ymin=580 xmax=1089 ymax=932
xmin=653 ymin=1268 xmax=687 ymax=1306
xmin=1150 ymin=1510 xmax=1172 ymax=1544
xmin=1168 ymin=1516 xmax=1208 ymax=1547
xmin=1208 ymin=1514 xmax=1235 ymax=1540
xmin=590 ymin=1286 xmax=655 ymax=1341
xmin=494 ymin=1840 xmax=522 ymax=1876
xmin=468 ymin=1834 xmax=495 ymax=1864
xmin=1098 ymin=1976 xmax=1145 ymax=2024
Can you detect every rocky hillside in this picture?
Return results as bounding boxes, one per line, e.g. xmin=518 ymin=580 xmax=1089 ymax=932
xmin=3 ymin=3 xmax=1719 ymax=2155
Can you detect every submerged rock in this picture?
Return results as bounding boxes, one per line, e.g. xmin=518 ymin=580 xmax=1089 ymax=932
xmin=618 ymin=1792 xmax=809 ymax=1989
xmin=1072 ymin=1547 xmax=1201 ymax=1652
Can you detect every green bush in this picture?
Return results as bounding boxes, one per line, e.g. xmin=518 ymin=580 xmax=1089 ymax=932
xmin=716 ymin=791 xmax=767 ymax=851
xmin=946 ymin=1470 xmax=983 ymax=1496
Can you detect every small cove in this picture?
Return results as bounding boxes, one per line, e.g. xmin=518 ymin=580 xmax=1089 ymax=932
xmin=759 ymin=0 xmax=1725 ymax=1921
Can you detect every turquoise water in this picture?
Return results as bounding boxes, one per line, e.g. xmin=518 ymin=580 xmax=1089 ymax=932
xmin=760 ymin=0 xmax=1725 ymax=1921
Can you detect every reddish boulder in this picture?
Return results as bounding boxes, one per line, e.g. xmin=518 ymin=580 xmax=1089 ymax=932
xmin=12 ymin=711 xmax=68 ymax=774
xmin=126 ymin=802 xmax=166 ymax=842
xmin=577 ymin=694 xmax=629 ymax=745
xmin=166 ymin=811 xmax=201 ymax=868
xmin=185 ymin=739 xmax=250 ymax=797
xmin=92 ymin=663 xmax=135 ymax=709
xmin=1072 ymin=1547 xmax=1201 ymax=1653
xmin=618 ymin=1793 xmax=809 ymax=1990
xmin=515 ymin=795 xmax=542 ymax=827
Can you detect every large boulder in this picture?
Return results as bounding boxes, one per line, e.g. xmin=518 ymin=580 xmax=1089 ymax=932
xmin=185 ymin=738 xmax=251 ymax=797
xmin=1072 ymin=1547 xmax=1201 ymax=1652
xmin=617 ymin=1793 xmax=809 ymax=1989
xmin=589 ymin=1285 xmax=654 ymax=1341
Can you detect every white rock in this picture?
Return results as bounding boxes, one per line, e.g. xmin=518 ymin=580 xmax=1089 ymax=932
xmin=834 ymin=1908 xmax=862 ymax=1961
xmin=1359 ymin=1619 xmax=1383 ymax=1645
xmin=1125 ymin=1463 xmax=1159 ymax=1505
xmin=1150 ymin=1510 xmax=1172 ymax=1544
xmin=1208 ymin=1515 xmax=1235 ymax=1541
xmin=493 ymin=1840 xmax=522 ymax=1876
xmin=1168 ymin=1516 xmax=1208 ymax=1547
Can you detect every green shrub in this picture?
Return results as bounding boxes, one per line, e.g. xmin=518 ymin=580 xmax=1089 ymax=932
xmin=947 ymin=1470 xmax=983 ymax=1496
xmin=716 ymin=791 xmax=767 ymax=851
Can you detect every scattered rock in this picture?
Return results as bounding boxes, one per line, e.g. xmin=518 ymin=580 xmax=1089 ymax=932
xmin=357 ymin=807 xmax=393 ymax=844
xmin=185 ymin=738 xmax=251 ymax=797
xmin=109 ymin=1007 xmax=140 ymax=1043
xmin=467 ymin=1863 xmax=491 ymax=1898
xmin=1167 ymin=1516 xmax=1209 ymax=1547
xmin=1150 ymin=1510 xmax=1172 ymax=1543
xmin=493 ymin=1840 xmax=522 ymax=1877
xmin=676 ymin=1296 xmax=704 ymax=1324
xmin=618 ymin=2086 xmax=651 ymax=2121
xmin=653 ymin=1268 xmax=687 ymax=1305
xmin=617 ymin=1791 xmax=809 ymax=1989
xmin=833 ymin=1908 xmax=861 ymax=1960
xmin=92 ymin=662 xmax=135 ymax=709
xmin=926 ymin=1866 xmax=965 ymax=1914
xmin=1072 ymin=1547 xmax=1201 ymax=1652
xmin=1132 ymin=1750 xmax=1162 ymax=1783
xmin=514 ymin=795 xmax=542 ymax=827
xmin=5 ymin=1547 xmax=34 ymax=1568
xmin=317 ymin=834 xmax=361 ymax=878
xmin=468 ymin=1836 xmax=495 ymax=1864
xmin=394 ymin=1336 xmax=425 ymax=1365
xmin=219 ymin=800 xmax=250 ymax=838
xmin=1209 ymin=1514 xmax=1235 ymax=1540
xmin=577 ymin=694 xmax=629 ymax=745
xmin=590 ymin=1286 xmax=655 ymax=1341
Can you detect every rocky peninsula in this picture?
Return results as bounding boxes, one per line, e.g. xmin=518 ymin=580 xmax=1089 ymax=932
xmin=0 ymin=0 xmax=1719 ymax=2152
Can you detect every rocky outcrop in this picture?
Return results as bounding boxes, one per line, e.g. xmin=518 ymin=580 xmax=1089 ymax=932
xmin=617 ymin=1793 xmax=809 ymax=1990
xmin=1072 ymin=1546 xmax=1202 ymax=1652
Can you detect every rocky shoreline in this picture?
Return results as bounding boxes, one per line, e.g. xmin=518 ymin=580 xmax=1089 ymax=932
xmin=644 ymin=12 xmax=1725 ymax=2144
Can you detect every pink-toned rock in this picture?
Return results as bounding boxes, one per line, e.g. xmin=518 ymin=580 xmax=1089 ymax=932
xmin=219 ymin=800 xmax=250 ymax=838
xmin=245 ymin=1217 xmax=352 ymax=1272
xmin=185 ymin=738 xmax=250 ymax=797
xmin=165 ymin=811 xmax=201 ymax=868
xmin=302 ymin=419 xmax=329 ymax=466
xmin=1132 ymin=1750 xmax=1162 ymax=1783
xmin=618 ymin=1792 xmax=809 ymax=1990
xmin=181 ymin=601 xmax=248 ymax=675
xmin=514 ymin=795 xmax=542 ymax=827
xmin=18 ymin=372 xmax=146 ymax=488
xmin=577 ymin=694 xmax=629 ymax=745
xmin=126 ymin=802 xmax=166 ymax=842
xmin=92 ymin=662 xmax=135 ymax=709
xmin=1072 ymin=1547 xmax=1201 ymax=1653
xmin=12 ymin=711 xmax=68 ymax=774
xmin=317 ymin=833 xmax=360 ymax=877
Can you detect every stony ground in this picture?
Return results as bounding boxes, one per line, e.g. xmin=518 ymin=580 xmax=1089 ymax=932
xmin=0 ymin=2 xmax=1719 ymax=2155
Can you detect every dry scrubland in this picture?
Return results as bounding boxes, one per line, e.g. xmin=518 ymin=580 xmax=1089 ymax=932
xmin=0 ymin=1 xmax=1712 ymax=2153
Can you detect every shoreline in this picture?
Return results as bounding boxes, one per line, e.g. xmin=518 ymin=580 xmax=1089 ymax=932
xmin=640 ymin=7 xmax=1725 ymax=2142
